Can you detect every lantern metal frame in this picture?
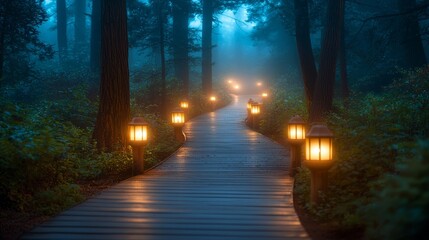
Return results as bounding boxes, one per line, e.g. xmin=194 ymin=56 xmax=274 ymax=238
xmin=128 ymin=117 xmax=149 ymax=175
xmin=287 ymin=115 xmax=306 ymax=177
xmin=171 ymin=108 xmax=186 ymax=127
xmin=128 ymin=117 xmax=149 ymax=147
xmin=180 ymin=100 xmax=189 ymax=110
xmin=304 ymin=123 xmax=334 ymax=204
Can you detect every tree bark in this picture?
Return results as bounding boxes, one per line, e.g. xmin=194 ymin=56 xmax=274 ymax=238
xmin=93 ymin=0 xmax=130 ymax=151
xmin=157 ymin=0 xmax=167 ymax=118
xmin=172 ymin=0 xmax=190 ymax=98
xmin=56 ymin=0 xmax=67 ymax=64
xmin=397 ymin=0 xmax=427 ymax=68
xmin=293 ymin=0 xmax=317 ymax=112
xmin=339 ymin=0 xmax=349 ymax=104
xmin=74 ymin=0 xmax=86 ymax=58
xmin=310 ymin=0 xmax=344 ymax=122
xmin=90 ymin=0 xmax=101 ymax=72
xmin=202 ymin=0 xmax=213 ymax=95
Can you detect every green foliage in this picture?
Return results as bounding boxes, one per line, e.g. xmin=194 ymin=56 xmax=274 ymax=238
xmin=31 ymin=184 xmax=84 ymax=215
xmin=293 ymin=67 xmax=429 ymax=231
xmin=363 ymin=140 xmax=429 ymax=239
xmin=259 ymin=78 xmax=307 ymax=137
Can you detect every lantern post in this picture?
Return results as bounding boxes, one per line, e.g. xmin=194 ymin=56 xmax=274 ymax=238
xmin=128 ymin=117 xmax=149 ymax=175
xmin=304 ymin=123 xmax=334 ymax=204
xmin=171 ymin=108 xmax=186 ymax=142
xmin=287 ymin=115 xmax=306 ymax=177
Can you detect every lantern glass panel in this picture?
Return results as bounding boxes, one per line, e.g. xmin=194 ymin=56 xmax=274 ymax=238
xmin=288 ymin=124 xmax=305 ymax=140
xmin=172 ymin=112 xmax=185 ymax=124
xmin=251 ymin=105 xmax=260 ymax=114
xmin=306 ymin=137 xmax=332 ymax=161
xmin=180 ymin=101 xmax=189 ymax=109
xmin=130 ymin=125 xmax=148 ymax=141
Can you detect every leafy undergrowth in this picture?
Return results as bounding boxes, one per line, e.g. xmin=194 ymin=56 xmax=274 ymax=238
xmin=257 ymin=68 xmax=429 ymax=239
xmin=0 ymin=69 xmax=231 ymax=240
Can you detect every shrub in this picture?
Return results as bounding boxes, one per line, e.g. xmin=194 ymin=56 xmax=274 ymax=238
xmin=363 ymin=140 xmax=429 ymax=239
xmin=293 ymin=67 xmax=429 ymax=230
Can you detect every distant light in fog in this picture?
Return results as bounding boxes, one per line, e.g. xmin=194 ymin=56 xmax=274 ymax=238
xmin=234 ymin=85 xmax=240 ymax=90
xmin=257 ymin=82 xmax=263 ymax=87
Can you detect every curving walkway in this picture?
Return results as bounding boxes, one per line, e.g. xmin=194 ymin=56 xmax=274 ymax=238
xmin=23 ymin=95 xmax=309 ymax=240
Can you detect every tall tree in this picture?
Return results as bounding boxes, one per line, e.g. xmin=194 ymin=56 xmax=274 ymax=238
xmin=0 ymin=0 xmax=53 ymax=84
xmin=93 ymin=0 xmax=130 ymax=151
xmin=172 ymin=0 xmax=190 ymax=98
xmin=310 ymin=0 xmax=345 ymax=122
xmin=56 ymin=0 xmax=67 ymax=64
xmin=90 ymin=0 xmax=101 ymax=72
xmin=74 ymin=0 xmax=86 ymax=58
xmin=397 ymin=0 xmax=427 ymax=68
xmin=155 ymin=0 xmax=167 ymax=117
xmin=339 ymin=0 xmax=349 ymax=103
xmin=293 ymin=0 xmax=317 ymax=111
xmin=202 ymin=0 xmax=213 ymax=95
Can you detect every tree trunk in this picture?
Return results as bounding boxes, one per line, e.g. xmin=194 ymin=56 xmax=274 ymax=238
xmin=90 ymin=0 xmax=101 ymax=72
xmin=339 ymin=1 xmax=349 ymax=104
xmin=93 ymin=0 xmax=130 ymax=151
xmin=56 ymin=0 xmax=67 ymax=64
xmin=0 ymin=28 xmax=4 ymax=83
xmin=202 ymin=0 xmax=213 ymax=95
xmin=172 ymin=0 xmax=190 ymax=98
xmin=157 ymin=0 xmax=167 ymax=118
xmin=309 ymin=0 xmax=344 ymax=122
xmin=74 ymin=0 xmax=86 ymax=58
xmin=293 ymin=0 xmax=317 ymax=112
xmin=397 ymin=0 xmax=427 ymax=68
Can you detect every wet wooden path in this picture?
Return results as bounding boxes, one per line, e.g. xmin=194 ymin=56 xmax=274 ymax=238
xmin=23 ymin=95 xmax=309 ymax=240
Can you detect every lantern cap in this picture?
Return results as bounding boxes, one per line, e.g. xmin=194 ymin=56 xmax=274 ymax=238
xmin=306 ymin=123 xmax=333 ymax=138
xmin=129 ymin=117 xmax=148 ymax=125
xmin=289 ymin=115 xmax=306 ymax=124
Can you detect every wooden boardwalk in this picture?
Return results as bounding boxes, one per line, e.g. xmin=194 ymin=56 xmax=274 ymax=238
xmin=22 ymin=95 xmax=309 ymax=240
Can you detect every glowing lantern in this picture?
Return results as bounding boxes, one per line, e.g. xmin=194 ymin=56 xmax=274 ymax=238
xmin=128 ymin=117 xmax=149 ymax=175
xmin=180 ymin=100 xmax=189 ymax=109
xmin=251 ymin=103 xmax=261 ymax=115
xmin=171 ymin=108 xmax=185 ymax=126
xmin=305 ymin=124 xmax=333 ymax=163
xmin=288 ymin=115 xmax=306 ymax=141
xmin=262 ymin=92 xmax=268 ymax=98
xmin=128 ymin=117 xmax=148 ymax=146
xmin=304 ymin=123 xmax=334 ymax=204
xmin=210 ymin=96 xmax=217 ymax=102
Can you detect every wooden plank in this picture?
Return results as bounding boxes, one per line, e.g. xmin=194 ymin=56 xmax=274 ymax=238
xmin=22 ymin=95 xmax=309 ymax=240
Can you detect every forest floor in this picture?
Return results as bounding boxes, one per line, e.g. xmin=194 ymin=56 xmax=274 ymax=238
xmin=0 ymin=178 xmax=125 ymax=240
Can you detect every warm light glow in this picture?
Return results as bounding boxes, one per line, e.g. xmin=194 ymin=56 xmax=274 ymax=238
xmin=227 ymin=80 xmax=233 ymax=84
xmin=306 ymin=138 xmax=332 ymax=161
xmin=251 ymin=103 xmax=260 ymax=115
xmin=247 ymin=102 xmax=252 ymax=109
xmin=234 ymin=85 xmax=240 ymax=90
xmin=262 ymin=92 xmax=268 ymax=98
xmin=210 ymin=96 xmax=217 ymax=102
xmin=180 ymin=100 xmax=189 ymax=109
xmin=171 ymin=110 xmax=185 ymax=125
xmin=289 ymin=124 xmax=305 ymax=140
xmin=129 ymin=118 xmax=148 ymax=144
xmin=257 ymin=82 xmax=262 ymax=87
